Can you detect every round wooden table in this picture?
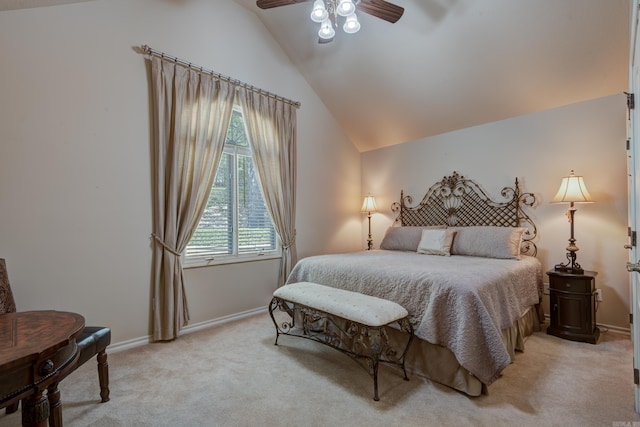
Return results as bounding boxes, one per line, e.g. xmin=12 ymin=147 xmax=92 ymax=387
xmin=0 ymin=310 xmax=85 ymax=427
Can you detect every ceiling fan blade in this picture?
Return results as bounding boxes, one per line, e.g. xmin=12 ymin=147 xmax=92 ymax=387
xmin=357 ymin=0 xmax=404 ymax=23
xmin=256 ymin=0 xmax=311 ymax=9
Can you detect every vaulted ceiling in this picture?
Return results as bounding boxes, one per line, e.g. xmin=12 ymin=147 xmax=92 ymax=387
xmin=1 ymin=0 xmax=630 ymax=152
xmin=0 ymin=0 xmax=90 ymax=9
xmin=235 ymin=0 xmax=630 ymax=152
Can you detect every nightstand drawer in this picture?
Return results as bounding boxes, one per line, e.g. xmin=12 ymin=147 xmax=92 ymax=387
xmin=549 ymin=277 xmax=593 ymax=294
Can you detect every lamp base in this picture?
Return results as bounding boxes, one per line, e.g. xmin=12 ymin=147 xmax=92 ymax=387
xmin=553 ymin=264 xmax=584 ymax=275
xmin=554 ymin=249 xmax=584 ymax=275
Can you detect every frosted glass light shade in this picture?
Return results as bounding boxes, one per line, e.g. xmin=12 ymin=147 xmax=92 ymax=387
xmin=343 ymin=13 xmax=360 ymax=34
xmin=337 ymin=0 xmax=356 ymax=17
xmin=318 ymin=19 xmax=335 ymax=39
xmin=310 ymin=0 xmax=328 ymax=23
xmin=551 ymin=170 xmax=594 ymax=203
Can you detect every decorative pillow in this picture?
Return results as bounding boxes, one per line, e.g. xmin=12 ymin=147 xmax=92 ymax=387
xmin=379 ymin=225 xmax=447 ymax=252
xmin=417 ymin=228 xmax=457 ymax=256
xmin=450 ymin=226 xmax=527 ymax=259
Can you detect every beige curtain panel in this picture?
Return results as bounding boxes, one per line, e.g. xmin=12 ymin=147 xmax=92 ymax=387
xmin=239 ymin=88 xmax=297 ymax=286
xmin=149 ymin=56 xmax=236 ymax=341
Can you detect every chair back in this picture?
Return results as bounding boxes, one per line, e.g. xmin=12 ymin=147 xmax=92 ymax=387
xmin=0 ymin=258 xmax=17 ymax=313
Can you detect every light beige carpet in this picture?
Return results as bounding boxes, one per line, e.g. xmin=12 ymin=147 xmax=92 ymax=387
xmin=1 ymin=313 xmax=639 ymax=427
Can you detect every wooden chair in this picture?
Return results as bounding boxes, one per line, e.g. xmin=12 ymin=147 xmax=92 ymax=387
xmin=0 ymin=258 xmax=16 ymax=314
xmin=0 ymin=258 xmax=19 ymax=415
xmin=0 ymin=258 xmax=111 ymax=426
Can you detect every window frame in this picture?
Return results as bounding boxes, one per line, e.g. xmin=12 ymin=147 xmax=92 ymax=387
xmin=183 ymin=106 xmax=281 ymax=268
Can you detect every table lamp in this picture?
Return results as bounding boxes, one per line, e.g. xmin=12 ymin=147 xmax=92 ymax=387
xmin=361 ymin=195 xmax=377 ymax=250
xmin=551 ymin=170 xmax=594 ymax=274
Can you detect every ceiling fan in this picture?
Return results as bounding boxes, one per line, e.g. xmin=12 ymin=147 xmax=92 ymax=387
xmin=256 ymin=0 xmax=404 ymax=44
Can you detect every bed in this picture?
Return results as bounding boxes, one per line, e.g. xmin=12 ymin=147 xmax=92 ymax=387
xmin=285 ymin=172 xmax=543 ymax=396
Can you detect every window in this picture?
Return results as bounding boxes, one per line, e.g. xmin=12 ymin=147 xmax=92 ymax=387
xmin=184 ymin=107 xmax=279 ymax=266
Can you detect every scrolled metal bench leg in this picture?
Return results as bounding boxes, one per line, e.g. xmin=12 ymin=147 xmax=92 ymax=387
xmin=369 ymin=327 xmax=382 ymax=401
xmin=268 ymin=297 xmax=281 ymax=345
xmin=373 ymin=362 xmax=380 ymax=401
xmin=398 ymin=318 xmax=414 ymax=382
xmin=269 ymin=297 xmax=297 ymax=346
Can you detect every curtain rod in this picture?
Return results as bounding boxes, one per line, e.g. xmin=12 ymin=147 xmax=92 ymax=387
xmin=140 ymin=45 xmax=301 ymax=109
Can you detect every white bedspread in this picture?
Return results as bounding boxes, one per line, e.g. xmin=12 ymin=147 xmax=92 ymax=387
xmin=285 ymin=250 xmax=543 ymax=385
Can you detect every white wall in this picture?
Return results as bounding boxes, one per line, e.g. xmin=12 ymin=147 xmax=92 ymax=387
xmin=362 ymin=94 xmax=629 ymax=330
xmin=2 ymin=0 xmax=625 ymax=345
xmin=0 ymin=0 xmax=361 ymax=344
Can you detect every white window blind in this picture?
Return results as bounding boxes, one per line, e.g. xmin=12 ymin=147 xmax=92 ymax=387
xmin=185 ymin=108 xmax=278 ymax=265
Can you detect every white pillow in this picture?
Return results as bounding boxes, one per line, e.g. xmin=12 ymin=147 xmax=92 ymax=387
xmin=380 ymin=225 xmax=447 ymax=252
xmin=450 ymin=226 xmax=526 ymax=259
xmin=417 ymin=228 xmax=457 ymax=256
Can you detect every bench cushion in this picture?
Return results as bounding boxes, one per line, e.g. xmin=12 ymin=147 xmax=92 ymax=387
xmin=274 ymin=282 xmax=408 ymax=327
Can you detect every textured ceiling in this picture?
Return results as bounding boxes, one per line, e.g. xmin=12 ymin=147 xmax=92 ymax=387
xmin=236 ymin=0 xmax=630 ymax=152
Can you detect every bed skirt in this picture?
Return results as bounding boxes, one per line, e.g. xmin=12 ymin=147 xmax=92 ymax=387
xmin=387 ymin=304 xmax=542 ymax=396
xmin=290 ymin=303 xmax=542 ymax=397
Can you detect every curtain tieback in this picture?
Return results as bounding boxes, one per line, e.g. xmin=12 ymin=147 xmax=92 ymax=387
xmin=282 ymin=233 xmax=296 ymax=250
xmin=151 ymin=233 xmax=182 ymax=256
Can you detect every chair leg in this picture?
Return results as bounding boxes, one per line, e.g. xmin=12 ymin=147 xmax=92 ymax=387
xmin=47 ymin=382 xmax=63 ymax=427
xmin=97 ymin=350 xmax=110 ymax=403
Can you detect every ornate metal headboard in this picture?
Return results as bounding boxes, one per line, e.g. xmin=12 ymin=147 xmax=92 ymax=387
xmin=391 ymin=171 xmax=538 ymax=256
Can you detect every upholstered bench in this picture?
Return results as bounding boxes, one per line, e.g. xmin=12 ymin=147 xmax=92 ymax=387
xmin=269 ymin=282 xmax=414 ymax=401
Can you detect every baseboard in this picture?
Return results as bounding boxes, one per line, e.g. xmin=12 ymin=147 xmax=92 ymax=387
xmin=109 ymin=309 xmax=632 ymax=353
xmin=542 ymin=314 xmax=630 ymax=336
xmin=107 ymin=306 xmax=268 ymax=353
xmin=180 ymin=306 xmax=268 ymax=335
xmin=596 ymin=322 xmax=630 ymax=336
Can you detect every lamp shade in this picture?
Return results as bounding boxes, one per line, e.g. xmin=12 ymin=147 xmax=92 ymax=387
xmin=361 ymin=195 xmax=377 ymax=213
xmin=310 ymin=0 xmax=328 ymax=23
xmin=318 ymin=18 xmax=335 ymax=39
xmin=551 ymin=170 xmax=594 ymax=204
xmin=337 ymin=0 xmax=356 ymax=16
xmin=343 ymin=13 xmax=360 ymax=34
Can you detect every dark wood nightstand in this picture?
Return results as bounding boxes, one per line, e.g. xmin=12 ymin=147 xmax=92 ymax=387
xmin=546 ymin=270 xmax=600 ymax=344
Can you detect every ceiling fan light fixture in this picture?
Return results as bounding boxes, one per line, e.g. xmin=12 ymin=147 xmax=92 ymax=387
xmin=318 ymin=18 xmax=336 ymax=39
xmin=258 ymin=0 xmax=403 ymax=43
xmin=336 ymin=0 xmax=356 ymax=17
xmin=310 ymin=0 xmax=328 ymax=23
xmin=343 ymin=13 xmax=360 ymax=34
